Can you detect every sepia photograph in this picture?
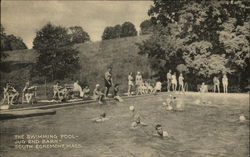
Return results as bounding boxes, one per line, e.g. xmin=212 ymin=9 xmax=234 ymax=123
xmin=0 ymin=0 xmax=249 ymax=156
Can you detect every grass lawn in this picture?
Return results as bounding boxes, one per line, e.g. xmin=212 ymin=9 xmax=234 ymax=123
xmin=0 ymin=92 xmax=249 ymax=157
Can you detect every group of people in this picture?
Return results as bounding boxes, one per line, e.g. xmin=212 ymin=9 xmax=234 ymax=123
xmin=92 ymin=103 xmax=171 ymax=138
xmin=212 ymin=74 xmax=229 ymax=93
xmin=1 ymin=66 xmax=230 ymax=106
xmin=1 ymin=81 xmax=38 ymax=105
xmin=127 ymin=71 xmax=162 ymax=96
xmin=166 ymin=70 xmax=185 ymax=92
xmin=200 ymin=74 xmax=229 ymax=93
xmin=52 ymin=81 xmax=91 ymax=102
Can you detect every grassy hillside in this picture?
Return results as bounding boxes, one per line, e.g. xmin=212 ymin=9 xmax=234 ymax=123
xmin=1 ymin=35 xmax=152 ymax=95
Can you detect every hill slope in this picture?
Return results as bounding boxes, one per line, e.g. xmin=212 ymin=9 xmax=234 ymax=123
xmin=1 ymin=35 xmax=151 ymax=94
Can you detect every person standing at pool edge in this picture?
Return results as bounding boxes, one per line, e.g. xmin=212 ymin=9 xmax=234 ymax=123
xmin=222 ymin=74 xmax=228 ymax=93
xmin=104 ymin=67 xmax=113 ymax=98
xmin=171 ymin=72 xmax=177 ymax=92
xmin=213 ymin=76 xmax=220 ymax=93
xmin=135 ymin=71 xmax=143 ymax=95
xmin=166 ymin=70 xmax=172 ymax=92
xmin=128 ymin=72 xmax=134 ymax=96
xmin=178 ymin=73 xmax=184 ymax=92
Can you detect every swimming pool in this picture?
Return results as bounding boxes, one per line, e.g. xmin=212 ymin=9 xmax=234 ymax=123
xmin=0 ymin=92 xmax=249 ymax=157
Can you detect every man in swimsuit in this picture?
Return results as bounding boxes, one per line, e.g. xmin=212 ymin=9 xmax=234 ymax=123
xmin=154 ymin=124 xmax=169 ymax=137
xmin=104 ymin=67 xmax=113 ymax=98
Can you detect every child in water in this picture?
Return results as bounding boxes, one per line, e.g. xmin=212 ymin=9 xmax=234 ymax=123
xmin=92 ymin=112 xmax=109 ymax=122
xmin=130 ymin=113 xmax=147 ymax=129
xmin=164 ymin=95 xmax=175 ymax=111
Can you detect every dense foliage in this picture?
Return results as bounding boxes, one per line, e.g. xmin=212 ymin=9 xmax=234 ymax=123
xmin=140 ymin=19 xmax=154 ymax=35
xmin=32 ymin=23 xmax=80 ymax=81
xmin=137 ymin=0 xmax=250 ymax=91
xmin=102 ymin=22 xmax=137 ymax=40
xmin=1 ymin=24 xmax=27 ymax=52
xmin=68 ymin=26 xmax=90 ymax=44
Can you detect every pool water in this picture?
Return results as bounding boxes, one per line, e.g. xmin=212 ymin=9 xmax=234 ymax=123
xmin=0 ymin=93 xmax=249 ymax=157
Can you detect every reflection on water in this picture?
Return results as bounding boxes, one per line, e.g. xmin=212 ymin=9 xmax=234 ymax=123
xmin=0 ymin=93 xmax=249 ymax=157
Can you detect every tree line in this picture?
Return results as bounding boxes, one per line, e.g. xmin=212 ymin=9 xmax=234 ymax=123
xmin=1 ymin=20 xmax=152 ymax=81
xmin=137 ymin=0 xmax=250 ymax=92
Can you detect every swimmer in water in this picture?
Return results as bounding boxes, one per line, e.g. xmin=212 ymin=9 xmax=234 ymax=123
xmin=130 ymin=113 xmax=147 ymax=129
xmin=154 ymin=124 xmax=169 ymax=138
xmin=92 ymin=112 xmax=109 ymax=122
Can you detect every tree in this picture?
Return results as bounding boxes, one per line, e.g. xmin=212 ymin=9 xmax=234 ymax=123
xmin=140 ymin=19 xmax=154 ymax=35
xmin=102 ymin=26 xmax=116 ymax=40
xmin=113 ymin=24 xmax=122 ymax=38
xmin=5 ymin=35 xmax=27 ymax=50
xmin=68 ymin=26 xmax=90 ymax=44
xmin=120 ymin=22 xmax=137 ymax=37
xmin=138 ymin=0 xmax=250 ymax=91
xmin=0 ymin=24 xmax=27 ymax=52
xmin=32 ymin=23 xmax=80 ymax=81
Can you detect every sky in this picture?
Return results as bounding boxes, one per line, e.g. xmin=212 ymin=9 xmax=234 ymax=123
xmin=1 ymin=0 xmax=153 ymax=49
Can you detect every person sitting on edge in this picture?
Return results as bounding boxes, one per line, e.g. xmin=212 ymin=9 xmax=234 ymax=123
xmin=213 ymin=76 xmax=220 ymax=93
xmin=153 ymin=81 xmax=162 ymax=94
xmin=22 ymin=81 xmax=37 ymax=104
xmin=73 ymin=80 xmax=84 ymax=98
xmin=92 ymin=112 xmax=109 ymax=122
xmin=8 ymin=85 xmax=19 ymax=105
xmin=131 ymin=113 xmax=147 ymax=129
xmin=113 ymin=84 xmax=124 ymax=102
xmin=222 ymin=74 xmax=228 ymax=93
xmin=154 ymin=124 xmax=169 ymax=138
xmin=53 ymin=81 xmax=63 ymax=99
xmin=2 ymin=83 xmax=10 ymax=105
xmin=2 ymin=83 xmax=19 ymax=105
xmin=82 ymin=85 xmax=90 ymax=98
xmin=200 ymin=82 xmax=207 ymax=93
xmin=104 ymin=67 xmax=113 ymax=98
xmin=93 ymin=84 xmax=104 ymax=104
xmin=145 ymin=81 xmax=154 ymax=94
